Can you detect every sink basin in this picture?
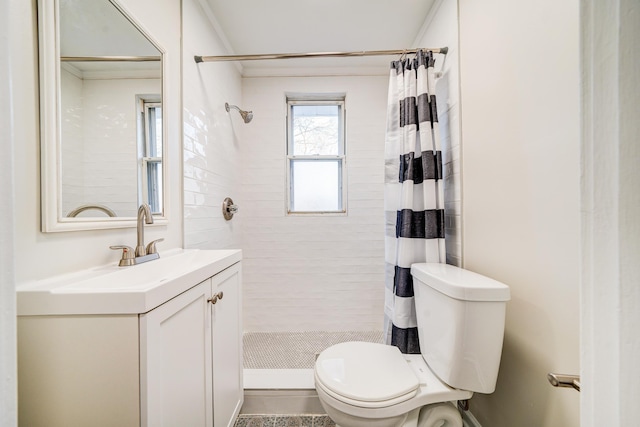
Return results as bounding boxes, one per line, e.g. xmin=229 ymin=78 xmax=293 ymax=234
xmin=17 ymin=248 xmax=242 ymax=315
xmin=56 ymin=249 xmax=222 ymax=292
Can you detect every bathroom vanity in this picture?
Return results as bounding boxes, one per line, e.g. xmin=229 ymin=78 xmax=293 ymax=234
xmin=17 ymin=249 xmax=243 ymax=427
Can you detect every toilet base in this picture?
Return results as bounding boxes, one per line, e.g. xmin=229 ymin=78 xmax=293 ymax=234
xmin=327 ymin=403 xmax=462 ymax=427
xmin=319 ymin=398 xmax=408 ymax=427
xmin=316 ymin=354 xmax=471 ymax=427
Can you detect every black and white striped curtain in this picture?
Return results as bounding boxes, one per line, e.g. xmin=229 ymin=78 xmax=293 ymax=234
xmin=384 ymin=50 xmax=445 ymax=354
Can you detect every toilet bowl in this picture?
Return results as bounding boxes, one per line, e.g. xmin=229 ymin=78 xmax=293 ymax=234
xmin=314 ymin=263 xmax=510 ymax=427
xmin=315 ymin=342 xmax=473 ymax=427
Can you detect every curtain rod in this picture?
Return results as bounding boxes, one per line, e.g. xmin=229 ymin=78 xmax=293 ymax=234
xmin=194 ymin=47 xmax=448 ymax=63
xmin=60 ymin=56 xmax=161 ymax=62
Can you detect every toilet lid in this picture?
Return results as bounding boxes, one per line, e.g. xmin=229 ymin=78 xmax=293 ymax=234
xmin=315 ymin=342 xmax=419 ymax=404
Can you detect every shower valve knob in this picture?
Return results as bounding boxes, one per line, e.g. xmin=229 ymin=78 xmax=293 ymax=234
xmin=222 ymin=197 xmax=238 ymax=220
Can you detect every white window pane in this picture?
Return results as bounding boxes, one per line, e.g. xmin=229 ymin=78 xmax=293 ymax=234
xmin=291 ymin=160 xmax=341 ymax=212
xmin=148 ymin=105 xmax=163 ymax=157
xmin=292 ymin=105 xmax=339 ymax=155
xmin=153 ymin=106 xmax=163 ymax=157
xmin=146 ymin=160 xmax=162 ymax=214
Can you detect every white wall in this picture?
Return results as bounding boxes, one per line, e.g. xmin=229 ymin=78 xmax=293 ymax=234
xmin=1 ymin=0 xmax=17 ymax=423
xmin=458 ymin=1 xmax=581 ymax=426
xmin=182 ymin=0 xmax=243 ymax=251
xmin=6 ymin=0 xmax=181 ymax=424
xmin=241 ymin=75 xmax=388 ymax=332
xmin=12 ymin=0 xmax=183 ymax=282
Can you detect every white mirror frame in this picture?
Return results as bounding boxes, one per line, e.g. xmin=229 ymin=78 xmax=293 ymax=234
xmin=38 ymin=0 xmax=168 ymax=232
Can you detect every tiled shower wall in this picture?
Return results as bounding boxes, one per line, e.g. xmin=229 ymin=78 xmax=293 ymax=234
xmin=240 ymin=76 xmax=388 ymax=332
xmin=182 ymin=0 xmax=243 ymax=251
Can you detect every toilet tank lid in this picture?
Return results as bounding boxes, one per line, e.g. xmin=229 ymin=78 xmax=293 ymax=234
xmin=411 ymin=263 xmax=511 ymax=301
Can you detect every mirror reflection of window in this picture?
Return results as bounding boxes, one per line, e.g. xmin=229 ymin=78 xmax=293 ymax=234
xmin=137 ymin=96 xmax=163 ymax=214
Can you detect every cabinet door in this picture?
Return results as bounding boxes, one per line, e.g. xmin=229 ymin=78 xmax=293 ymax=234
xmin=211 ymin=263 xmax=243 ymax=427
xmin=140 ymin=279 xmax=213 ymax=427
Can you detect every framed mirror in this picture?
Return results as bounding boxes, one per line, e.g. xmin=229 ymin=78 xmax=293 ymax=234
xmin=39 ymin=0 xmax=167 ymax=232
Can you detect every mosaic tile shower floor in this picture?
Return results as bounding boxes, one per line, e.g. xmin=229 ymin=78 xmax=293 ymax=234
xmin=243 ymin=331 xmax=384 ymax=369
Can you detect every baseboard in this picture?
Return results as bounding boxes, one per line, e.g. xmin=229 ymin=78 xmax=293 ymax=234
xmin=241 ymin=389 xmax=325 ymax=415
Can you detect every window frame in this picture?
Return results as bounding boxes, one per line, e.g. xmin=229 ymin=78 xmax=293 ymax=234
xmin=286 ymin=96 xmax=347 ymax=215
xmin=136 ymin=95 xmax=163 ymax=214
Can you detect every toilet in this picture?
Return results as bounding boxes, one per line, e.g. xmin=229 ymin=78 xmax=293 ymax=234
xmin=314 ymin=263 xmax=510 ymax=427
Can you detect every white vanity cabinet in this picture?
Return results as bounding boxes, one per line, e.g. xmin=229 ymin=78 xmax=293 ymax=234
xmin=141 ymin=263 xmax=243 ymax=427
xmin=17 ymin=249 xmax=243 ymax=427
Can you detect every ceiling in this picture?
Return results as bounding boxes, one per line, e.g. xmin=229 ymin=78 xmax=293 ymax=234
xmin=203 ymin=0 xmax=438 ymax=75
xmin=60 ymin=0 xmax=161 ymax=73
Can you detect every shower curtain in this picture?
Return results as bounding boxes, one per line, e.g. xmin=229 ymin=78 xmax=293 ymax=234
xmin=384 ymin=50 xmax=445 ymax=354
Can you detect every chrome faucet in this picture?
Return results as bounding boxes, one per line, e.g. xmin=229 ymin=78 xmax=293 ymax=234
xmin=136 ymin=203 xmax=154 ymax=257
xmin=110 ymin=203 xmax=163 ymax=266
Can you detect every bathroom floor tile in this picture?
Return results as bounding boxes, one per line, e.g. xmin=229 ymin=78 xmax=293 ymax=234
xmin=234 ymin=415 xmax=275 ymax=427
xmin=311 ymin=415 xmax=336 ymax=427
xmin=273 ymin=415 xmax=314 ymax=427
xmin=234 ymin=415 xmax=335 ymax=427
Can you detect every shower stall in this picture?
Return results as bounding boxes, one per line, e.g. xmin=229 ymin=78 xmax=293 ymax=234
xmin=183 ymin=0 xmax=461 ymax=415
xmin=231 ymin=74 xmax=394 ymax=413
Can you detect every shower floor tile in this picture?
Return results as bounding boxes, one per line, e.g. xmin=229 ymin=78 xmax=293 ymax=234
xmin=243 ymin=331 xmax=384 ymax=369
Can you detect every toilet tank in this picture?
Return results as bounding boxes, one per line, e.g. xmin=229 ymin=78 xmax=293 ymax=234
xmin=411 ymin=263 xmax=510 ymax=394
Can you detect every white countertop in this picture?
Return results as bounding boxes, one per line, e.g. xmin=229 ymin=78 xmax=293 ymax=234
xmin=17 ymin=248 xmax=242 ymax=316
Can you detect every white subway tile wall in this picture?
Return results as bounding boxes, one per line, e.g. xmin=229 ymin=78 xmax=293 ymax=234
xmin=241 ymin=76 xmax=388 ymax=331
xmin=60 ymin=68 xmax=161 ymax=217
xmin=182 ymin=0 xmax=243 ymax=251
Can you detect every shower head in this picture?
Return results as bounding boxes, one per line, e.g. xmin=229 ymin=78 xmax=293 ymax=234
xmin=225 ymin=102 xmax=253 ymax=123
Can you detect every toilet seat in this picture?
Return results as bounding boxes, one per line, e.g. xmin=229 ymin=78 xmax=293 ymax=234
xmin=315 ymin=372 xmax=417 ymax=409
xmin=314 ymin=342 xmax=420 ymax=408
xmin=314 ymin=343 xmax=474 ymax=423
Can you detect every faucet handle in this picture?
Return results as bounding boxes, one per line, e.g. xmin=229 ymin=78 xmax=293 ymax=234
xmin=110 ymin=245 xmax=135 ymax=266
xmin=146 ymin=238 xmax=164 ymax=255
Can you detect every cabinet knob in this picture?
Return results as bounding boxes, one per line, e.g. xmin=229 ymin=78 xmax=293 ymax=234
xmin=207 ymin=292 xmax=224 ymax=304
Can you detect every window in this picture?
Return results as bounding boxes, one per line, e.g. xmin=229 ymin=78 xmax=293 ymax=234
xmin=137 ymin=96 xmax=163 ymax=214
xmin=287 ymin=96 xmax=346 ymax=214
